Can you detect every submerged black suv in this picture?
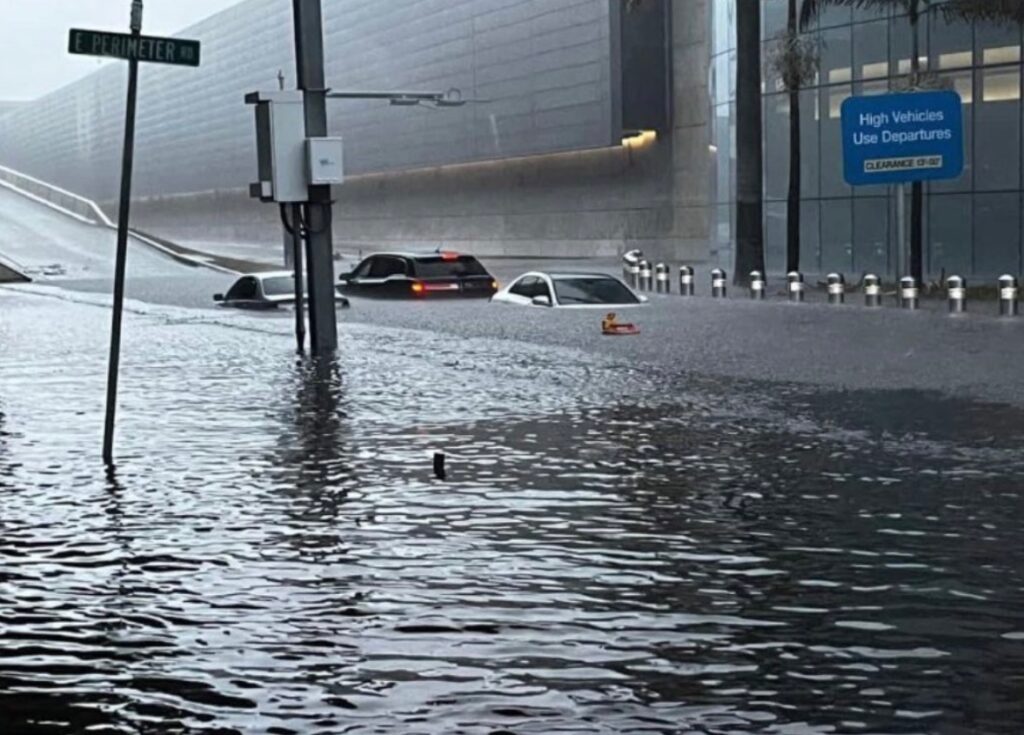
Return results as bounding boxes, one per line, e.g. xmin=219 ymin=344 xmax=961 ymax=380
xmin=337 ymin=252 xmax=498 ymax=299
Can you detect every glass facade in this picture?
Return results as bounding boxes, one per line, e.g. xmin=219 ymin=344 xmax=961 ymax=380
xmin=717 ymin=0 xmax=1024 ymax=279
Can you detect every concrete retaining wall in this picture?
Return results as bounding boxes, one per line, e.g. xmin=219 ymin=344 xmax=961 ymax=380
xmin=0 ymin=252 xmax=30 ymax=283
xmin=121 ymin=1 xmax=714 ymax=265
xmin=123 ymin=135 xmax=704 ymax=262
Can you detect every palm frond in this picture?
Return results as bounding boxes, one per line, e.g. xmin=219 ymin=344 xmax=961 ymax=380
xmin=799 ymin=0 xmax=913 ymax=31
xmin=941 ymin=0 xmax=1024 ymax=24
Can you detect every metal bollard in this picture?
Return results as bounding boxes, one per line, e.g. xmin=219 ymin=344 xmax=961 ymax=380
xmin=999 ymin=275 xmax=1019 ymax=317
xmin=679 ymin=265 xmax=695 ymax=296
xmin=827 ymin=273 xmax=845 ymax=305
xmin=899 ymin=276 xmax=919 ymax=310
xmin=711 ymin=268 xmax=727 ymax=298
xmin=787 ymin=271 xmax=805 ymax=303
xmin=655 ymin=262 xmax=670 ymax=294
xmin=946 ymin=275 xmax=966 ymax=314
xmin=623 ymin=249 xmax=642 ymax=290
xmin=863 ymin=274 xmax=881 ymax=307
xmin=749 ymin=270 xmax=765 ymax=300
xmin=639 ymin=260 xmax=653 ymax=292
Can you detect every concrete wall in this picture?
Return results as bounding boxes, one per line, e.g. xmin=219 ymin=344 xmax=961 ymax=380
xmin=125 ymin=1 xmax=713 ymax=262
xmin=0 ymin=0 xmax=618 ymax=203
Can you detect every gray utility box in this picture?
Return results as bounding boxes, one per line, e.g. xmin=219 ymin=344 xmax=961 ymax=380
xmin=245 ymin=90 xmax=307 ymax=203
xmin=306 ymin=137 xmax=344 ymax=186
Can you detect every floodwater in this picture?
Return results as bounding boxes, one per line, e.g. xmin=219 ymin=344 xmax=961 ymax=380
xmin=2 ymin=287 xmax=1024 ymax=734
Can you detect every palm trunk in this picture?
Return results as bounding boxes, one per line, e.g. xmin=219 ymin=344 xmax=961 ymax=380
xmin=735 ymin=0 xmax=765 ymax=285
xmin=786 ymin=0 xmax=801 ymax=273
xmin=909 ymin=1 xmax=924 ymax=284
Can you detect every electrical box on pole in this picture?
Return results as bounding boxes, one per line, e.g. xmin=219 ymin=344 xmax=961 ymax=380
xmin=245 ymin=91 xmax=307 ymax=203
xmin=306 ymin=138 xmax=344 ymax=186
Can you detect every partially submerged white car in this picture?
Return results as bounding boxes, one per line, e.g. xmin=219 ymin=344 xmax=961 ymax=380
xmin=492 ymin=272 xmax=647 ymax=308
xmin=214 ymin=271 xmax=350 ymax=310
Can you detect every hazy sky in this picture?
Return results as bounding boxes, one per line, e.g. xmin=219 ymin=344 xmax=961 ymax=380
xmin=0 ymin=0 xmax=244 ymax=100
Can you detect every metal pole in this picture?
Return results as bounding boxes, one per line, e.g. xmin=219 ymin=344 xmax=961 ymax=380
xmin=293 ymin=0 xmax=337 ymax=354
xmin=292 ymin=203 xmax=306 ymax=352
xmin=102 ymin=0 xmax=142 ymax=465
xmin=896 ymin=183 xmax=907 ymax=278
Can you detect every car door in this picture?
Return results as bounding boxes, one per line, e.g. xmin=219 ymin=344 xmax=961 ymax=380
xmin=503 ymin=275 xmax=551 ymax=306
xmin=339 ymin=257 xmax=375 ymax=296
xmin=369 ymin=256 xmax=411 ymax=297
xmin=502 ymin=275 xmax=538 ymax=306
xmin=533 ymin=276 xmax=555 ymax=306
xmin=224 ymin=276 xmax=261 ymax=308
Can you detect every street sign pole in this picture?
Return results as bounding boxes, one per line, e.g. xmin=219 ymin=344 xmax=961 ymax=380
xmin=69 ymin=8 xmax=200 ymax=464
xmin=293 ymin=0 xmax=338 ymax=355
xmin=841 ymin=91 xmax=964 ymax=284
xmin=896 ymin=182 xmax=907 ymax=277
xmin=102 ymin=0 xmax=143 ymax=466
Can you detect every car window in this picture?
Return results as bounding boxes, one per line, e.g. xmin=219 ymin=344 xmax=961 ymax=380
xmin=350 ymin=258 xmax=373 ymax=278
xmin=368 ymin=256 xmax=408 ymax=278
xmin=412 ymin=255 xmax=488 ymax=278
xmin=509 ymin=276 xmax=538 ymax=297
xmin=261 ymin=276 xmax=294 ymax=297
xmin=225 ymin=276 xmax=258 ymax=301
xmin=553 ymin=277 xmax=638 ymax=305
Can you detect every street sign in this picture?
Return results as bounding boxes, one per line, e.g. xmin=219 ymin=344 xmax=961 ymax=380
xmin=82 ymin=3 xmax=203 ymax=464
xmin=68 ymin=28 xmax=200 ymax=67
xmin=841 ymin=90 xmax=964 ymax=186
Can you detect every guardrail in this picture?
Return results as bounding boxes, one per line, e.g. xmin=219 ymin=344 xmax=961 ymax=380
xmin=0 ymin=164 xmax=233 ymax=274
xmin=0 ymin=164 xmax=113 ymax=226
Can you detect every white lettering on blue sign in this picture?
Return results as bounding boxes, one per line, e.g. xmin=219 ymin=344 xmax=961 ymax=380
xmin=841 ymin=91 xmax=963 ymax=185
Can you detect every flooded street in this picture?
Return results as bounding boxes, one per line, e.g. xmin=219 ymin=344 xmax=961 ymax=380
xmin=2 ymin=287 xmax=1024 ymax=734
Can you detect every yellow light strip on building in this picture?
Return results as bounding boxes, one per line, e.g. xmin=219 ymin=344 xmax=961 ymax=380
xmin=621 ymin=130 xmax=658 ymax=147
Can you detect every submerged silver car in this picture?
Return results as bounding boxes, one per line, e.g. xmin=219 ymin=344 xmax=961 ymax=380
xmin=214 ymin=271 xmax=350 ymax=309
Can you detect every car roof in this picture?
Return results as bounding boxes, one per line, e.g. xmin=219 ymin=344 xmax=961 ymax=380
xmin=252 ymin=271 xmax=294 ymax=279
xmin=549 ymin=272 xmax=618 ymax=280
xmin=515 ymin=271 xmax=619 ymax=280
xmin=360 ymin=251 xmax=478 ymax=260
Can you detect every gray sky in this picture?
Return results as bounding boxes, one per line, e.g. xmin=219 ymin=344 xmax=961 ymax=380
xmin=0 ymin=0 xmax=244 ymax=100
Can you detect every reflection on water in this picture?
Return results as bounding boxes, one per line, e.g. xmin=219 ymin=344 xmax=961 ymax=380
xmin=1 ymin=293 xmax=1024 ymax=733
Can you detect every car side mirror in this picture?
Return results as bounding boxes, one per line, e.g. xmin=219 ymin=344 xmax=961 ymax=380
xmin=213 ymin=293 xmax=224 ymax=302
xmin=338 ymin=272 xmax=352 ymax=282
xmin=638 ymin=294 xmax=649 ymax=303
xmin=531 ymin=295 xmax=552 ymax=307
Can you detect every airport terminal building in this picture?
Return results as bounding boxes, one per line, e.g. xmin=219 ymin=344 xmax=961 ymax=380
xmin=0 ymin=0 xmax=1022 ymax=278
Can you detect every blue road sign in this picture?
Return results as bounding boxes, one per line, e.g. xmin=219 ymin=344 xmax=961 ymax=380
xmin=841 ymin=90 xmax=964 ymax=186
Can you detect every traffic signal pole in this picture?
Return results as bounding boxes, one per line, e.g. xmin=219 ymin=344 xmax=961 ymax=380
xmin=292 ymin=0 xmax=337 ymax=354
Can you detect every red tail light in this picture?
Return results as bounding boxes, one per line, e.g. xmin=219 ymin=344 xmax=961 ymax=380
xmin=440 ymin=251 xmax=460 ymax=261
xmin=411 ymin=282 xmax=425 ymax=294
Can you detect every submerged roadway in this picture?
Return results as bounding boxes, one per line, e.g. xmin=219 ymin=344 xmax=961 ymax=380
xmin=2 ymin=184 xmax=1024 ymax=407
xmin=3 ymin=183 xmax=1024 ymax=734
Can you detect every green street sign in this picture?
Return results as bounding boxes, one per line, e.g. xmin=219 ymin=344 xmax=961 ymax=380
xmin=68 ymin=28 xmax=200 ymax=67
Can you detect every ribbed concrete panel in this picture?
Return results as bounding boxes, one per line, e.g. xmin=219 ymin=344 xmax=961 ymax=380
xmin=0 ymin=0 xmax=613 ymax=202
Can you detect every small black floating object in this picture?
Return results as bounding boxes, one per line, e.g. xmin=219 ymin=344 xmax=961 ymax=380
xmin=433 ymin=451 xmax=446 ymax=480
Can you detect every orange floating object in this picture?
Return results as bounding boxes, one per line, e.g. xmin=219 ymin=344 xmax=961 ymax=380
xmin=601 ymin=312 xmax=640 ymax=336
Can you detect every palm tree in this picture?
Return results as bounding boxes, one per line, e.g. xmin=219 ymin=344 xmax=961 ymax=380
xmin=734 ymin=0 xmax=765 ymax=285
xmin=799 ymin=0 xmax=1024 ymax=284
xmin=770 ymin=1 xmax=819 ymax=273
